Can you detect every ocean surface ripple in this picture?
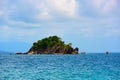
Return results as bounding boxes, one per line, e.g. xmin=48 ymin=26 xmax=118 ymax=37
xmin=0 ymin=53 xmax=120 ymax=80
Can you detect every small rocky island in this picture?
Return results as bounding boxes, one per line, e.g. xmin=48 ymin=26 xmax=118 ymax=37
xmin=25 ymin=36 xmax=79 ymax=54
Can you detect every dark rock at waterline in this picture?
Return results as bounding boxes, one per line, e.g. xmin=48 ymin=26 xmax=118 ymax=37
xmin=16 ymin=52 xmax=23 ymax=54
xmin=16 ymin=52 xmax=27 ymax=55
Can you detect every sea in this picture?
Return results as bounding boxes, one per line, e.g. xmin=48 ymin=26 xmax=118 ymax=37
xmin=0 ymin=53 xmax=120 ymax=80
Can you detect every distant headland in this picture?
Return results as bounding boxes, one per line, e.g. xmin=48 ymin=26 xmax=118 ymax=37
xmin=16 ymin=36 xmax=79 ymax=54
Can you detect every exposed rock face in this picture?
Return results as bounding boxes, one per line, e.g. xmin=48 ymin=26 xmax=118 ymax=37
xmin=27 ymin=47 xmax=78 ymax=54
xmin=27 ymin=36 xmax=79 ymax=54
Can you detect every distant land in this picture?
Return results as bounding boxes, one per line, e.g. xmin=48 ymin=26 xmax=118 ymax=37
xmin=0 ymin=51 xmax=13 ymax=54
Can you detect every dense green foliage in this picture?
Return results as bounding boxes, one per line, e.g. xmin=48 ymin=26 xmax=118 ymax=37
xmin=32 ymin=36 xmax=72 ymax=51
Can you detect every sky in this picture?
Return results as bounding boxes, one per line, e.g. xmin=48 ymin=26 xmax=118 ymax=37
xmin=0 ymin=0 xmax=120 ymax=53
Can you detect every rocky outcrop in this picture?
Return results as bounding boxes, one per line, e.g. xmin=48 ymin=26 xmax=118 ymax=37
xmin=16 ymin=52 xmax=23 ymax=54
xmin=27 ymin=45 xmax=79 ymax=54
xmin=26 ymin=36 xmax=79 ymax=54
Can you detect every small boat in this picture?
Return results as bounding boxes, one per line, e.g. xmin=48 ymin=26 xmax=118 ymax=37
xmin=106 ymin=51 xmax=109 ymax=54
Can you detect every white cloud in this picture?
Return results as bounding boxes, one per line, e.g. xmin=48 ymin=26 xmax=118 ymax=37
xmin=0 ymin=26 xmax=36 ymax=37
xmin=102 ymin=0 xmax=117 ymax=15
xmin=33 ymin=1 xmax=52 ymax=20
xmin=7 ymin=20 xmax=40 ymax=28
xmin=48 ymin=0 xmax=78 ymax=17
xmin=105 ymin=28 xmax=120 ymax=36
xmin=0 ymin=25 xmax=39 ymax=42
xmin=0 ymin=26 xmax=13 ymax=37
xmin=90 ymin=0 xmax=105 ymax=9
xmin=37 ymin=8 xmax=51 ymax=20
xmin=0 ymin=0 xmax=119 ymax=40
xmin=89 ymin=0 xmax=117 ymax=15
xmin=0 ymin=11 xmax=4 ymax=16
xmin=0 ymin=24 xmax=66 ymax=42
xmin=28 ymin=0 xmax=79 ymax=20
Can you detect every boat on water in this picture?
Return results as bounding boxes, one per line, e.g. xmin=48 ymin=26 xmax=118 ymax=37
xmin=106 ymin=51 xmax=109 ymax=54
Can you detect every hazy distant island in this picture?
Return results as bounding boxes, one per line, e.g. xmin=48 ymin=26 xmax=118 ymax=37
xmin=16 ymin=36 xmax=79 ymax=54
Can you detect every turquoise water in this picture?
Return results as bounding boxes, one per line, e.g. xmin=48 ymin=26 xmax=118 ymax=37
xmin=0 ymin=53 xmax=120 ymax=80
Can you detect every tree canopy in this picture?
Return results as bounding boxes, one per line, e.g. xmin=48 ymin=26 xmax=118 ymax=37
xmin=32 ymin=36 xmax=72 ymax=50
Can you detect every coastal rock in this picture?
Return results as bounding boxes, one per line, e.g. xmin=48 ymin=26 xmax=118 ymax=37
xmin=26 ymin=36 xmax=79 ymax=54
xmin=16 ymin=52 xmax=23 ymax=54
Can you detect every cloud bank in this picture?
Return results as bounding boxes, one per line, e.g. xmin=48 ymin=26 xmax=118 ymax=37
xmin=0 ymin=0 xmax=120 ymax=42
